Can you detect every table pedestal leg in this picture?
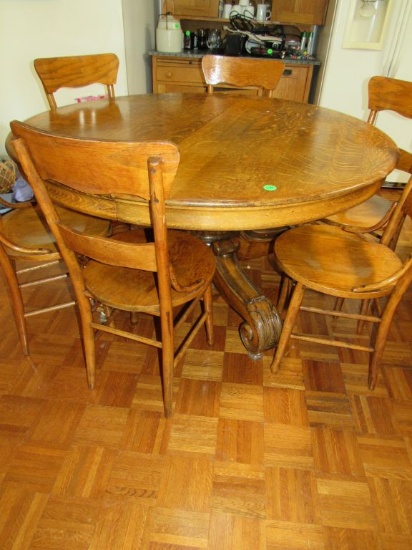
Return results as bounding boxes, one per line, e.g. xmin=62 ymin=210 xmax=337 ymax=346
xmin=211 ymin=236 xmax=282 ymax=357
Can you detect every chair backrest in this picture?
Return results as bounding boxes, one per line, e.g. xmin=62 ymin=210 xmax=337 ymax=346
xmin=10 ymin=120 xmax=180 ymax=308
xmin=34 ymin=53 xmax=119 ymax=109
xmin=201 ymin=55 xmax=284 ymax=97
xmin=368 ymin=76 xmax=412 ymax=124
xmin=381 ymin=174 xmax=412 ymax=248
xmin=367 ymin=76 xmax=412 ymax=175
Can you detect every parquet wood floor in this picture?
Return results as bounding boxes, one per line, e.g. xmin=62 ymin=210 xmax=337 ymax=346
xmin=0 ymin=219 xmax=411 ymax=549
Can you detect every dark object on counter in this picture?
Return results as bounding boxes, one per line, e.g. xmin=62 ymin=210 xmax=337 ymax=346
xmin=225 ymin=34 xmax=246 ymax=56
xmin=184 ymin=30 xmax=197 ymax=50
xmin=197 ymin=28 xmax=208 ymax=50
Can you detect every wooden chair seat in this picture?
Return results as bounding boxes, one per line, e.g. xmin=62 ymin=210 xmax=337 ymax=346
xmin=273 ymin=224 xmax=403 ymax=297
xmin=0 ymin=202 xmax=109 ymax=355
xmin=85 ymin=230 xmax=215 ymax=313
xmin=270 ymin=175 xmax=412 ymax=390
xmin=1 ymin=204 xmax=108 ymax=258
xmin=324 ymin=193 xmax=395 ymax=232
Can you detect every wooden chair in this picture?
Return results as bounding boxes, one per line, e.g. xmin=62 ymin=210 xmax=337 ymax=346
xmin=0 ymin=159 xmax=109 ymax=355
xmin=201 ymin=55 xmax=284 ymax=97
xmin=34 ymin=53 xmax=119 ymax=109
xmin=269 ymin=174 xmax=412 ymax=390
xmin=11 ymin=121 xmax=215 ymax=417
xmin=322 ymin=76 xmax=412 ymax=244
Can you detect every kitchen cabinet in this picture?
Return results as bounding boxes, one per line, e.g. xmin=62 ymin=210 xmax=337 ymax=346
xmin=271 ymin=0 xmax=329 ymax=25
xmin=151 ymin=55 xmax=315 ymax=103
xmin=162 ymin=0 xmax=219 ymax=18
xmin=162 ymin=0 xmax=329 ymax=24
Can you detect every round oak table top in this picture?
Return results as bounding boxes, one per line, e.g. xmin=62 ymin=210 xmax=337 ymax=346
xmin=12 ymin=93 xmax=399 ymax=231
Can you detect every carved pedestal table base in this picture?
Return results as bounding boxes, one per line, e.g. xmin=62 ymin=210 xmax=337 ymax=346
xmin=210 ymin=235 xmax=283 ymax=357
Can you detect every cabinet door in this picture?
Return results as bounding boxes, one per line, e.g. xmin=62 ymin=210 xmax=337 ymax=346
xmin=274 ymin=65 xmax=313 ymax=103
xmin=163 ymin=0 xmax=219 ymax=18
xmin=272 ymin=0 xmax=329 ymax=25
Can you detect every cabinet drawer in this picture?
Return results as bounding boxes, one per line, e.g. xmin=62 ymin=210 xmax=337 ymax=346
xmin=156 ymin=60 xmax=204 ymax=85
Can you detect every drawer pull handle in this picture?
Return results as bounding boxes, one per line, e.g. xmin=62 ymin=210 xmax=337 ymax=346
xmin=283 ymin=69 xmax=293 ymax=76
xmin=166 ymin=71 xmax=172 ymax=78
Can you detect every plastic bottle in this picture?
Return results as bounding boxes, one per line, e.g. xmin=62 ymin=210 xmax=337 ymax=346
xmin=307 ymin=31 xmax=314 ymax=55
xmin=300 ymin=31 xmax=307 ymax=51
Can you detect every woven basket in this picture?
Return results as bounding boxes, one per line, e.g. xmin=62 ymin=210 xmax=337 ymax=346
xmin=0 ymin=160 xmax=16 ymax=193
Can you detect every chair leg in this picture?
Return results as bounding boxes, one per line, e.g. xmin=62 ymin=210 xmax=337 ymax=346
xmin=78 ymin=298 xmax=97 ymax=390
xmin=203 ymin=285 xmax=214 ymax=346
xmin=0 ymin=247 xmax=29 ymax=354
xmin=368 ymin=289 xmax=404 ymax=390
xmin=161 ymin=313 xmax=174 ymax=418
xmin=271 ymin=281 xmax=305 ymax=373
xmin=357 ymin=299 xmax=371 ymax=334
xmin=277 ymin=274 xmax=293 ymax=314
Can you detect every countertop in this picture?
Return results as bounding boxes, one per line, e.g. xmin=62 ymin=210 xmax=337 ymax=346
xmin=150 ymin=50 xmax=321 ymax=65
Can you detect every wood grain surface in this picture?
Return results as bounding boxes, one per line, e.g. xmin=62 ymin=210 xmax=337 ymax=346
xmin=0 ymin=217 xmax=411 ymax=549
xmin=9 ymin=94 xmax=399 ymax=231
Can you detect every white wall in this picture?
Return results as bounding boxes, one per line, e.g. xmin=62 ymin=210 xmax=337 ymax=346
xmin=121 ymin=0 xmax=156 ymax=94
xmin=315 ymin=0 xmax=412 ymax=181
xmin=0 ymin=0 xmax=152 ymax=157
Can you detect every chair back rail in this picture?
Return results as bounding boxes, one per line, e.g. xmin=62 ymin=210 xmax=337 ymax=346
xmin=201 ymin=55 xmax=284 ymax=97
xmin=34 ymin=53 xmax=119 ymax=109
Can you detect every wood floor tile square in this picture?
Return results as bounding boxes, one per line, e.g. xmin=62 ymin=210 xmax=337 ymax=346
xmin=73 ymin=404 xmax=129 ymax=448
xmin=212 ymin=462 xmax=266 ymax=519
xmin=30 ymin=495 xmax=102 ymax=549
xmin=303 ymin=361 xmax=346 ymax=393
xmin=263 ymin=387 xmax=308 ymax=425
xmin=131 ymin=374 xmax=171 ymax=414
xmin=265 ymin=520 xmax=324 ymax=550
xmin=157 ymin=456 xmax=213 ymax=512
xmin=166 ymin=414 xmax=218 ymax=457
xmin=90 ymin=501 xmax=149 ymax=550
xmin=219 ymin=383 xmax=264 ymax=422
xmin=52 ymin=445 xmax=116 ymax=498
xmin=357 ymin=435 xmax=412 ymax=476
xmin=222 ymin=353 xmax=263 ymax=385
xmin=181 ymin=349 xmax=224 ymax=381
xmin=174 ymin=379 xmax=220 ymax=417
xmin=367 ymin=475 xmax=412 ymax=535
xmin=215 ymin=418 xmax=264 ymax=464
xmin=264 ymin=423 xmax=313 ymax=469
xmin=209 ymin=511 xmax=265 ymax=550
xmin=322 ymin=526 xmax=379 ymax=550
xmin=143 ymin=507 xmax=209 ymax=549
xmin=350 ymin=395 xmax=398 ymax=435
xmin=316 ymin=475 xmax=377 ymax=530
xmin=0 ymin=488 xmax=49 ymax=549
xmin=26 ymin=400 xmax=85 ymax=447
xmin=266 ymin=467 xmax=318 ymax=523
xmin=105 ymin=452 xmax=165 ymax=506
xmin=3 ymin=443 xmax=67 ymax=493
xmin=263 ymin=357 xmax=305 ymax=390
xmin=122 ymin=410 xmax=167 ymax=454
xmin=312 ymin=427 xmax=365 ymax=476
xmin=306 ymin=392 xmax=354 ymax=429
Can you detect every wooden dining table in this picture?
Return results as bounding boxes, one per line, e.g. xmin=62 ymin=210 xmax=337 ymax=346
xmin=7 ymin=93 xmax=399 ymax=356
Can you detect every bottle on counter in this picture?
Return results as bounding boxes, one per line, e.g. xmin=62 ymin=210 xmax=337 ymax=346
xmin=300 ymin=31 xmax=307 ymax=51
xmin=218 ymin=0 xmax=224 ymax=17
xmin=307 ymin=31 xmax=314 ymax=55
